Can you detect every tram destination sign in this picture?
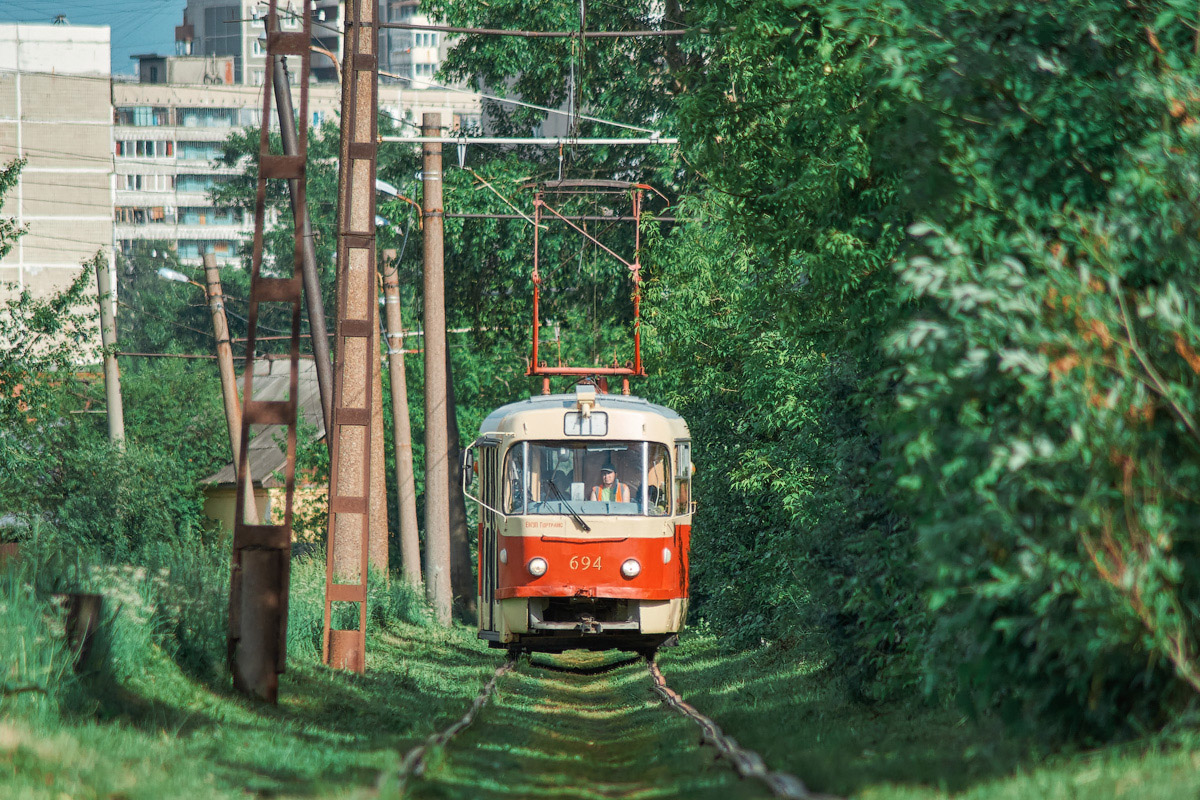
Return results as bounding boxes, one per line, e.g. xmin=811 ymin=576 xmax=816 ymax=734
xmin=564 ymin=411 xmax=608 ymax=436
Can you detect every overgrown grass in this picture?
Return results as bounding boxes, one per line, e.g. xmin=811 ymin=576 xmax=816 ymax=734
xmin=658 ymin=635 xmax=1200 ymax=799
xmin=0 ymin=527 xmax=500 ymax=799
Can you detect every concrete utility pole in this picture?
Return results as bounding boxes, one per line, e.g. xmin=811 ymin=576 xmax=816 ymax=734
xmin=445 ymin=349 xmax=475 ymax=614
xmin=381 ymin=252 xmax=422 ymax=587
xmin=268 ymin=23 xmax=333 ymax=435
xmin=422 ymin=112 xmax=453 ymax=625
xmin=204 ymin=254 xmax=258 ymax=525
xmin=93 ymin=256 xmax=125 ymax=448
xmin=370 ymin=311 xmax=388 ymax=575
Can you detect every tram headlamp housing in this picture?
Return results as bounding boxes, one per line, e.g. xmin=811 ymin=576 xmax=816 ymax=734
xmin=527 ymin=557 xmax=548 ymax=577
xmin=620 ymin=558 xmax=641 ymax=579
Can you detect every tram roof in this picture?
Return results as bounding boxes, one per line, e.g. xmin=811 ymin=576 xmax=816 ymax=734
xmin=479 ymin=393 xmax=684 ymax=433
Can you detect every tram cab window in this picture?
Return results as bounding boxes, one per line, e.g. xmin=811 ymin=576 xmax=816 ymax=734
xmin=502 ymin=440 xmax=671 ymax=516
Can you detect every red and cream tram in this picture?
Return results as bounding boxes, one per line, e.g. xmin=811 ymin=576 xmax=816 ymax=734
xmin=463 ymin=384 xmax=693 ymax=653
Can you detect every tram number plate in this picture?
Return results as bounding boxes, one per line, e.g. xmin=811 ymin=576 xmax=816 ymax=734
xmin=569 ymin=555 xmax=601 ymax=571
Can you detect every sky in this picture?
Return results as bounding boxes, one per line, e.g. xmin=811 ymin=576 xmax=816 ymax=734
xmin=0 ymin=0 xmax=186 ymax=76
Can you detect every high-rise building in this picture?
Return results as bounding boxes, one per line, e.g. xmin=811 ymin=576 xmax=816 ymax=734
xmin=0 ymin=23 xmax=114 ymax=301
xmin=174 ymin=0 xmax=341 ymax=86
xmin=176 ymin=1 xmax=453 ymax=89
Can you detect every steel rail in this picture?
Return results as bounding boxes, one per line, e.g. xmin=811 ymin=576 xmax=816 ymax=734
xmin=383 ymin=653 xmax=519 ymax=790
xmin=647 ymin=659 xmax=841 ymax=800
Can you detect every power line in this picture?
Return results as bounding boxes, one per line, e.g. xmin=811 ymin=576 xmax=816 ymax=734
xmin=389 ymin=74 xmax=664 ymax=135
xmin=377 ymin=22 xmax=694 ymax=38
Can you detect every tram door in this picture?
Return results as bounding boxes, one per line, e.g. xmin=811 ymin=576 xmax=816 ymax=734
xmin=479 ymin=444 xmax=500 ymax=632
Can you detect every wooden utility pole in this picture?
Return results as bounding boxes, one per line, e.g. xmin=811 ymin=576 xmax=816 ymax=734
xmin=422 ymin=112 xmax=453 ymax=625
xmin=93 ymin=256 xmax=125 ymax=448
xmin=204 ymin=253 xmax=258 ymax=524
xmin=381 ymin=252 xmax=422 ymax=587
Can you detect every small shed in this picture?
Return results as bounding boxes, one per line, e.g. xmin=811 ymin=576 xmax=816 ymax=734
xmin=201 ymin=357 xmax=326 ymax=533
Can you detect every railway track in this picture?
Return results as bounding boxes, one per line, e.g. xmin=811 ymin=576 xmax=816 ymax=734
xmin=382 ymin=650 xmax=837 ymax=800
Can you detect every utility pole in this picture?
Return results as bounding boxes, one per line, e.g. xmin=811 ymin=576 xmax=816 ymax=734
xmin=422 ymin=112 xmax=452 ymax=625
xmin=370 ymin=309 xmax=388 ymax=575
xmin=93 ymin=256 xmax=125 ymax=448
xmin=381 ymin=251 xmax=422 ymax=587
xmin=322 ymin=0 xmax=380 ymax=672
xmin=268 ymin=21 xmax=333 ymax=434
xmin=445 ymin=349 xmax=475 ymax=615
xmin=204 ymin=253 xmax=258 ymax=525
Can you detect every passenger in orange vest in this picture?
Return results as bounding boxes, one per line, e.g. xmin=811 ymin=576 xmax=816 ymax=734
xmin=590 ymin=463 xmax=631 ymax=502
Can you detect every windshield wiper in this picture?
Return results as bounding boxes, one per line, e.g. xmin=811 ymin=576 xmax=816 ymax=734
xmin=544 ymin=479 xmax=591 ymax=532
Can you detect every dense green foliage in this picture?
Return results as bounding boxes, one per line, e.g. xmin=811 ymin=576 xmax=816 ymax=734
xmin=638 ymin=0 xmax=1200 ymax=736
xmin=404 ymin=0 xmax=1200 ymax=737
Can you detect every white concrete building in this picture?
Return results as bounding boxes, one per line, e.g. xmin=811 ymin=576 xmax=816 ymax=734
xmin=112 ymin=72 xmax=342 ymax=265
xmin=0 ymin=23 xmax=114 ymax=300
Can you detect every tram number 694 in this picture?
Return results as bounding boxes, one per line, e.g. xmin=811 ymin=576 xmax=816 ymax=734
xmin=569 ymin=555 xmax=601 ymax=571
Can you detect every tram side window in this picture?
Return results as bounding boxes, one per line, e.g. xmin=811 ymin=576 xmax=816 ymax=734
xmin=675 ymin=442 xmax=692 ymax=516
xmin=502 ymin=441 xmax=672 ymax=516
xmin=504 ymin=443 xmax=527 ymax=513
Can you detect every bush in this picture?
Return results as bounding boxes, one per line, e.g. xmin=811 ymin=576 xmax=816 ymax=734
xmin=49 ymin=440 xmax=207 ymax=558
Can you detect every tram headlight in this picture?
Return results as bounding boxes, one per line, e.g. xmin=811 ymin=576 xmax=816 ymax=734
xmin=499 ymin=548 xmax=508 ymax=565
xmin=662 ymin=547 xmax=672 ymax=564
xmin=527 ymin=557 xmax=548 ymax=577
xmin=621 ymin=558 xmax=641 ymax=579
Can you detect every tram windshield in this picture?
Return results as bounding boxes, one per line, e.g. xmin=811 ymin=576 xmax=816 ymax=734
xmin=504 ymin=441 xmax=671 ymax=516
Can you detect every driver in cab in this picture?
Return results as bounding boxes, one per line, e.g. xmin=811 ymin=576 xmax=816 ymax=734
xmin=590 ymin=462 xmax=631 ymax=502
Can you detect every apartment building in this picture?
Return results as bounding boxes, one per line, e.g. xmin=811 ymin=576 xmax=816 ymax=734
xmin=112 ymin=68 xmax=342 ymax=265
xmin=381 ymin=0 xmax=448 ymax=85
xmin=112 ymin=52 xmax=480 ymax=266
xmin=0 ymin=23 xmax=113 ymax=301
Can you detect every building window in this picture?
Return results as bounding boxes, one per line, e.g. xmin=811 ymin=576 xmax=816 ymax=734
xmin=415 ymin=63 xmax=435 ymax=78
xmin=414 ymin=32 xmax=438 ymax=48
xmin=116 ymin=106 xmax=171 ymax=126
xmin=178 ymin=141 xmax=223 ymax=161
xmin=179 ymin=207 xmax=238 ymax=226
xmin=177 ymin=174 xmax=228 ymax=192
xmin=118 ymin=140 xmax=174 ymax=158
xmin=124 ymin=174 xmax=174 ymax=191
xmin=177 ymin=107 xmax=239 ymax=128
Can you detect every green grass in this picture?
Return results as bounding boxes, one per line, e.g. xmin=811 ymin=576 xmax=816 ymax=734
xmin=657 ymin=635 xmax=1200 ymax=800
xmin=403 ymin=651 xmax=761 ymax=800
xmin=0 ymin=618 xmax=503 ymax=799
xmin=5 ymin=535 xmax=1200 ymax=800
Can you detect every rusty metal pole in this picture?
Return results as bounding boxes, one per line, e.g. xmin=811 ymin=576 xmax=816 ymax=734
xmin=422 ymin=112 xmax=453 ymax=625
xmin=228 ymin=0 xmax=311 ymax=703
xmin=381 ymin=256 xmax=422 ymax=587
xmin=93 ymin=256 xmax=125 ymax=449
xmin=268 ymin=22 xmax=333 ymax=436
xmin=204 ymin=254 xmax=259 ymax=525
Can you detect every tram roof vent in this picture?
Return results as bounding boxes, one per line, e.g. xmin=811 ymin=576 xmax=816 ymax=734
xmin=575 ymin=384 xmax=597 ymax=416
